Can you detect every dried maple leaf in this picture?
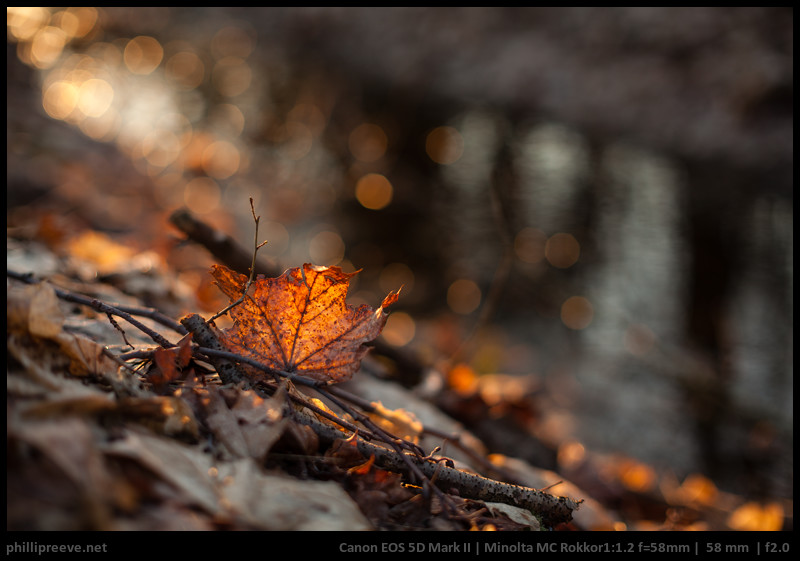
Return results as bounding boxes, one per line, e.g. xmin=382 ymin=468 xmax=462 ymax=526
xmin=211 ymin=263 xmax=399 ymax=384
xmin=150 ymin=333 xmax=193 ymax=389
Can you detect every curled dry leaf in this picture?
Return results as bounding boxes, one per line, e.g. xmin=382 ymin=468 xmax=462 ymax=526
xmin=367 ymin=401 xmax=423 ymax=444
xmin=211 ymin=263 xmax=400 ymax=384
xmin=204 ymin=385 xmax=287 ymax=461
xmin=150 ymin=333 xmax=193 ymax=388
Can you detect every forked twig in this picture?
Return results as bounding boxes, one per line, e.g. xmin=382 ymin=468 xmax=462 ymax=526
xmin=178 ymin=312 xmax=581 ymax=527
xmin=207 ymin=199 xmax=268 ymax=324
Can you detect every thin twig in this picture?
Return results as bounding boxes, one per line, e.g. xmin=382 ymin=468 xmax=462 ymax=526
xmin=7 ymin=269 xmax=176 ymax=349
xmin=169 ymin=206 xmax=276 ymax=277
xmin=177 ymin=312 xmax=580 ymax=526
xmin=206 ymin=199 xmax=268 ymax=324
xmin=7 ymin=269 xmax=187 ymax=336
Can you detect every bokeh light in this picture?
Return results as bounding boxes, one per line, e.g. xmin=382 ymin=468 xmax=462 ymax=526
xmin=379 ymin=262 xmax=415 ymax=295
xmin=618 ymin=459 xmax=657 ymax=493
xmin=309 ymin=230 xmax=345 ymax=265
xmin=349 ymin=123 xmax=388 ymax=162
xmin=7 ymin=7 xmax=51 ymax=41
xmin=514 ymin=227 xmax=547 ymax=264
xmin=209 ymin=103 xmax=246 ymax=137
xmin=30 ymin=25 xmax=67 ymax=69
xmin=124 ymin=36 xmax=164 ymax=75
xmin=355 ymin=173 xmax=393 ymax=210
xmin=426 ymin=125 xmax=463 ymax=165
xmin=202 ymin=140 xmax=240 ymax=179
xmin=281 ymin=122 xmax=314 ymax=160
xmin=42 ymin=80 xmax=79 ymax=120
xmin=53 ymin=7 xmax=98 ymax=40
xmin=447 ymin=279 xmax=482 ymax=315
xmin=561 ymin=295 xmax=593 ymax=330
xmin=165 ymin=49 xmax=205 ymax=90
xmin=211 ymin=23 xmax=256 ymax=59
xmin=545 ymin=232 xmax=580 ymax=268
xmin=184 ymin=176 xmax=221 ymax=215
xmin=382 ymin=311 xmax=416 ymax=346
xmin=212 ymin=56 xmax=252 ymax=97
xmin=557 ymin=440 xmax=586 ymax=470
xmin=727 ymin=502 xmax=784 ymax=531
xmin=76 ymin=78 xmax=114 ymax=118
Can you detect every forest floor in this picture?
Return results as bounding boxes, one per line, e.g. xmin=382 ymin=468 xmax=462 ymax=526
xmin=7 ymin=212 xmax=790 ymax=537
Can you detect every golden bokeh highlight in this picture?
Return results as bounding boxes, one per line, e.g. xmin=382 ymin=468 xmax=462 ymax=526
xmin=212 ymin=56 xmax=252 ymax=97
xmin=76 ymin=78 xmax=114 ymax=118
xmin=309 ymin=230 xmax=345 ymax=266
xmin=202 ymin=140 xmax=240 ymax=179
xmin=42 ymin=80 xmax=79 ymax=120
xmin=425 ymin=125 xmax=463 ymax=165
xmin=184 ymin=176 xmax=221 ymax=215
xmin=727 ymin=501 xmax=784 ymax=532
xmin=287 ymin=103 xmax=326 ymax=137
xmin=557 ymin=441 xmax=586 ymax=470
xmin=52 ymin=7 xmax=98 ymax=39
xmin=78 ymin=109 xmax=120 ymax=141
xmin=124 ymin=36 xmax=164 ymax=75
xmin=545 ymin=232 xmax=580 ymax=268
xmin=209 ymin=103 xmax=246 ymax=137
xmin=355 ymin=173 xmax=393 ymax=210
xmin=281 ymin=122 xmax=314 ymax=160
xmin=8 ymin=7 xmax=98 ymax=69
xmin=349 ymin=123 xmax=388 ymax=162
xmin=447 ymin=279 xmax=482 ymax=315
xmin=141 ymin=128 xmax=182 ymax=168
xmin=618 ymin=459 xmax=657 ymax=493
xmin=514 ymin=227 xmax=547 ymax=264
xmin=447 ymin=363 xmax=479 ymax=396
xmin=379 ymin=262 xmax=415 ymax=295
xmin=7 ymin=7 xmax=52 ymax=41
xmin=561 ymin=296 xmax=593 ymax=330
xmin=165 ymin=50 xmax=205 ymax=90
xmin=211 ymin=24 xmax=256 ymax=59
xmin=677 ymin=473 xmax=718 ymax=506
xmin=382 ymin=312 xmax=416 ymax=347
xmin=30 ymin=26 xmax=67 ymax=69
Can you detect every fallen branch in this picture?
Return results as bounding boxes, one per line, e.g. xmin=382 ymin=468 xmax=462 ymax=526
xmin=169 ymin=207 xmax=276 ymax=278
xmin=288 ymin=398 xmax=581 ymax=527
xmin=7 ymin=269 xmax=180 ymax=349
xmin=179 ymin=312 xmax=581 ymax=527
xmin=8 ymin=265 xmax=582 ymax=527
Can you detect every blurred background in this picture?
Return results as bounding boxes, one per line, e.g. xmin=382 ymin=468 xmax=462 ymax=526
xmin=7 ymin=7 xmax=792 ymax=527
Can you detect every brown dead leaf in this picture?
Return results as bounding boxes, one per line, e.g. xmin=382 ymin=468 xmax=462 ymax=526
xmin=27 ymin=282 xmax=65 ymax=339
xmin=101 ymin=429 xmax=221 ymax=514
xmin=150 ymin=333 xmax=194 ymax=388
xmin=341 ymin=453 xmax=415 ymax=527
xmin=326 ymin=432 xmax=366 ymax=468
xmin=204 ymin=385 xmax=288 ymax=461
xmin=8 ymin=417 xmax=116 ymax=530
xmin=211 ymin=263 xmax=399 ymax=384
xmin=217 ymin=458 xmax=373 ymax=530
xmin=367 ymin=401 xmax=423 ymax=444
xmin=21 ymin=394 xmax=200 ymax=441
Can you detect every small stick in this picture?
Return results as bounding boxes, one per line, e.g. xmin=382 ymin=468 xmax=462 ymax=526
xmin=177 ymin=313 xmax=581 ymax=526
xmin=7 ymin=270 xmax=176 ymax=349
xmin=207 ymin=199 xmax=268 ymax=324
xmin=169 ymin=206 xmax=276 ymax=278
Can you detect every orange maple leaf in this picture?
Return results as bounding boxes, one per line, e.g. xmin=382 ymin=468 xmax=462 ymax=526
xmin=211 ymin=263 xmax=400 ymax=384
